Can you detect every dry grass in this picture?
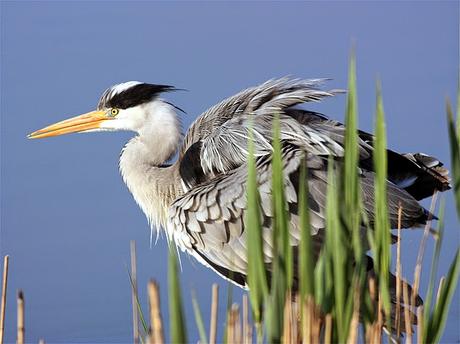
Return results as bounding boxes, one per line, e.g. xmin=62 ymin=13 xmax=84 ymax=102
xmin=0 ymin=255 xmax=9 ymax=344
xmin=148 ymin=280 xmax=164 ymax=344
xmin=16 ymin=291 xmax=24 ymax=344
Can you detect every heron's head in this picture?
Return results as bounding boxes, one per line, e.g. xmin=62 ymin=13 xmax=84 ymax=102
xmin=28 ymin=81 xmax=180 ymax=139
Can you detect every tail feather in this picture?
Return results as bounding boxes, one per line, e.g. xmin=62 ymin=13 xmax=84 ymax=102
xmin=395 ymin=152 xmax=451 ymax=200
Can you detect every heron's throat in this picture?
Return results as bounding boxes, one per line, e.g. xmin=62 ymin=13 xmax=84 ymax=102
xmin=119 ymin=138 xmax=183 ymax=229
xmin=119 ymin=104 xmax=183 ymax=230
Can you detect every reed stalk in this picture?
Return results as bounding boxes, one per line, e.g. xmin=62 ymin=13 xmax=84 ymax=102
xmin=373 ymin=82 xmax=391 ymax=320
xmin=324 ymin=313 xmax=332 ymax=344
xmin=435 ymin=277 xmax=446 ymax=305
xmin=16 ymin=290 xmax=24 ymax=344
xmin=226 ymin=304 xmax=241 ymax=344
xmin=346 ymin=283 xmax=360 ymax=344
xmin=402 ymin=282 xmax=412 ymax=344
xmin=395 ymin=205 xmax=403 ymax=337
xmin=447 ymin=98 xmax=460 ymax=215
xmin=245 ymin=118 xmax=268 ymax=330
xmin=209 ymin=284 xmax=219 ymax=344
xmin=191 ymin=289 xmax=208 ymax=344
xmin=130 ymin=240 xmax=139 ymax=344
xmin=412 ymin=192 xmax=438 ymax=326
xmin=168 ymin=246 xmax=187 ymax=344
xmin=281 ymin=292 xmax=292 ymax=344
xmin=148 ymin=280 xmax=164 ymax=344
xmin=242 ymin=294 xmax=250 ymax=344
xmin=0 ymin=256 xmax=9 ymax=344
xmin=416 ymin=306 xmax=424 ymax=344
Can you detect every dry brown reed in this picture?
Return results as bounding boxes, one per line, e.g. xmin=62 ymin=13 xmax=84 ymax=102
xmin=395 ymin=204 xmax=403 ymax=338
xmin=412 ymin=191 xmax=438 ymax=326
xmin=16 ymin=290 xmax=24 ymax=344
xmin=209 ymin=283 xmax=219 ymax=344
xmin=148 ymin=280 xmax=164 ymax=344
xmin=0 ymin=255 xmax=9 ymax=344
xmin=281 ymin=292 xmax=293 ymax=344
xmin=365 ymin=277 xmax=379 ymax=344
xmin=416 ymin=306 xmax=424 ymax=344
xmin=302 ymin=296 xmax=322 ymax=344
xmin=226 ymin=303 xmax=241 ymax=344
xmin=324 ymin=313 xmax=332 ymax=344
xmin=242 ymin=294 xmax=251 ymax=344
xmin=347 ymin=285 xmax=360 ymax=344
xmin=402 ymin=281 xmax=412 ymax=344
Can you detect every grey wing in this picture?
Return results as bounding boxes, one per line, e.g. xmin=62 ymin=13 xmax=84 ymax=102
xmin=178 ymin=78 xmax=371 ymax=189
xmin=179 ymin=77 xmax=449 ymax=198
xmin=168 ymin=147 xmax=427 ymax=287
xmin=180 ymin=110 xmax=359 ymax=190
xmin=179 ymin=78 xmax=343 ymax=160
xmin=198 ymin=112 xmax=348 ymax=176
xmin=284 ymin=109 xmax=450 ymax=200
xmin=169 ymin=147 xmax=321 ymax=286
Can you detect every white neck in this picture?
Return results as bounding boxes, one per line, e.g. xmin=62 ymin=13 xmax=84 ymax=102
xmin=135 ymin=100 xmax=182 ymax=164
xmin=118 ymin=100 xmax=183 ymax=231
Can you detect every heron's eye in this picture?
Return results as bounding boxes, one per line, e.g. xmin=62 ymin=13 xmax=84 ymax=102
xmin=109 ymin=108 xmax=119 ymax=117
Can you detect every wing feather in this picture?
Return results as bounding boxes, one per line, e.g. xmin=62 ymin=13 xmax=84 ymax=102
xmin=169 ymin=147 xmax=427 ymax=283
xmin=180 ymin=78 xmax=341 ymax=158
xmin=167 ymin=78 xmax=448 ymax=287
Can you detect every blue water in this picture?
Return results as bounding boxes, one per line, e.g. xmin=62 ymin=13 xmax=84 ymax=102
xmin=1 ymin=2 xmax=458 ymax=343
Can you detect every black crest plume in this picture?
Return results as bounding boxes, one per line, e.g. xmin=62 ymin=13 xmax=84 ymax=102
xmin=98 ymin=83 xmax=177 ymax=110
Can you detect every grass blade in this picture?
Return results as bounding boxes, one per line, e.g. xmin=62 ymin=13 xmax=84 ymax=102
xmin=245 ymin=120 xmax=268 ymax=343
xmin=341 ymin=50 xmax=365 ymax=337
xmin=266 ymin=114 xmax=292 ymax=343
xmin=191 ymin=290 xmax=208 ymax=344
xmin=372 ymin=82 xmax=391 ymax=318
xmin=343 ymin=51 xmax=363 ymax=263
xmin=326 ymin=157 xmax=350 ymax=341
xmin=425 ymin=249 xmax=460 ymax=343
xmin=299 ymin=156 xmax=314 ymax=302
xmin=168 ymin=247 xmax=187 ymax=344
xmin=130 ymin=240 xmax=139 ymax=344
xmin=422 ymin=200 xmax=445 ymax=342
xmin=127 ymin=266 xmax=149 ymax=335
xmin=447 ymin=100 xmax=460 ymax=216
xmin=271 ymin=114 xmax=293 ymax=290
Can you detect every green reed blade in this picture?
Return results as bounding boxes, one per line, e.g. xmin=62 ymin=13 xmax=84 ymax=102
xmin=447 ymin=100 xmax=460 ymax=216
xmin=168 ymin=247 xmax=187 ymax=344
xmin=299 ymin=155 xmax=314 ymax=301
xmin=245 ymin=120 xmax=269 ymax=328
xmin=191 ymin=290 xmax=208 ymax=344
xmin=372 ymin=82 xmax=391 ymax=318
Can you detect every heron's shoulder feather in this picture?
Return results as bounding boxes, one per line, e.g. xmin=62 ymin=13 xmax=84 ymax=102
xmin=179 ymin=78 xmax=342 ymax=158
xmin=168 ymin=146 xmax=312 ymax=278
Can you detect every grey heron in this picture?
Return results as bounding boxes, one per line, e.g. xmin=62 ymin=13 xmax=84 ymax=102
xmin=28 ymin=78 xmax=450 ymax=289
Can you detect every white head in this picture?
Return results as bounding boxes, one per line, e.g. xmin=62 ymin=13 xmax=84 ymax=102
xmin=28 ymin=81 xmax=184 ymax=238
xmin=28 ymin=82 xmax=182 ymax=158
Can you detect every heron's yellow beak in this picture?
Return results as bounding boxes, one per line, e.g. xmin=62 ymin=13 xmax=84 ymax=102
xmin=28 ymin=110 xmax=110 ymax=139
